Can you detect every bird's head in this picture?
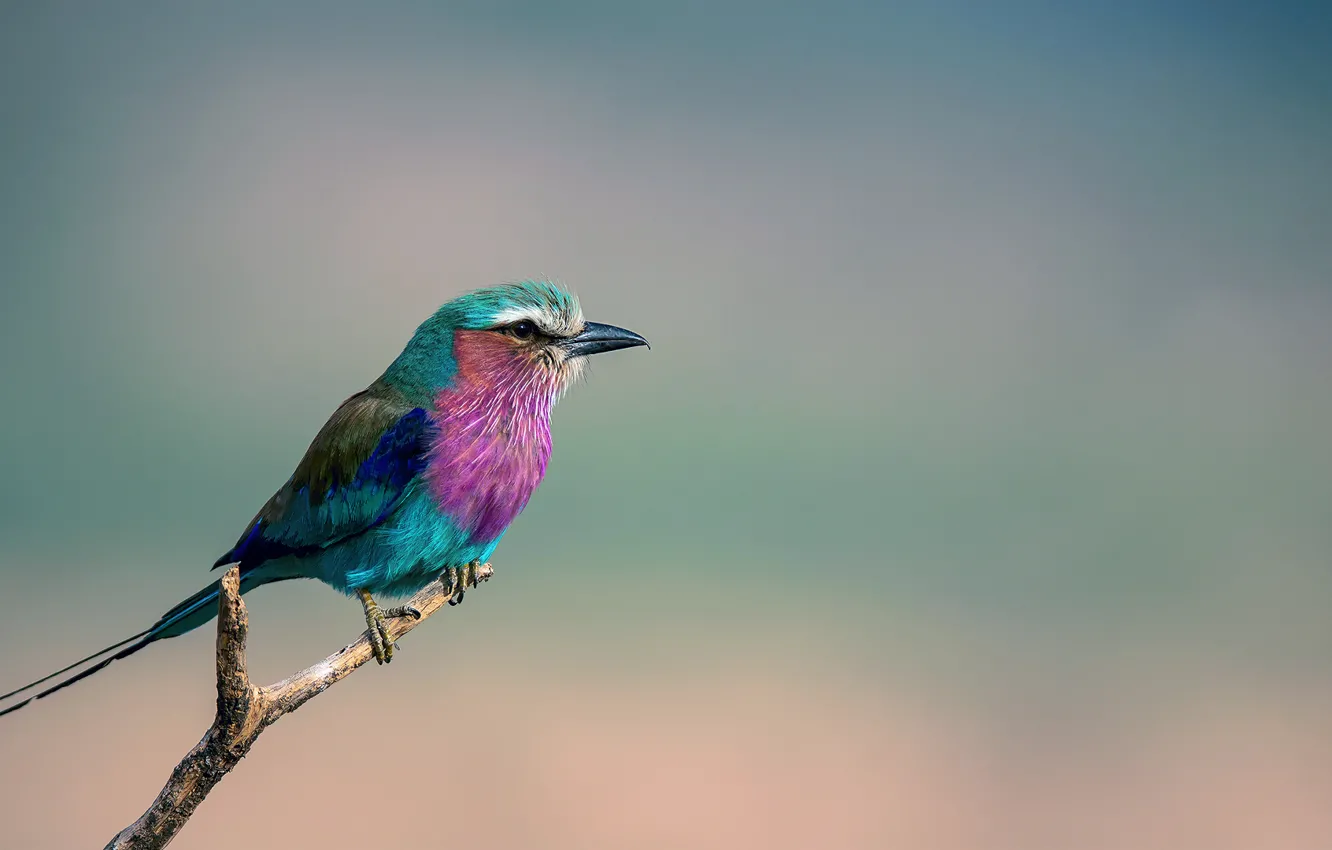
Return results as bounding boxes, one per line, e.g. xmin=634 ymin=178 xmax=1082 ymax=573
xmin=385 ymin=280 xmax=648 ymax=404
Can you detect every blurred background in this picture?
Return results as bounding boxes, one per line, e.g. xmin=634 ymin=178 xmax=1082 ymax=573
xmin=1 ymin=3 xmax=1329 ymax=848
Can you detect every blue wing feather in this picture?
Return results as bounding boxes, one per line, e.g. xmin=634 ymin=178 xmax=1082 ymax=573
xmin=214 ymin=395 xmax=436 ymax=570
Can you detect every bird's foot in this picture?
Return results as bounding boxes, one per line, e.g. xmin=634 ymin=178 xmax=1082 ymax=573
xmin=443 ymin=561 xmax=486 ymax=606
xmin=356 ymin=590 xmax=419 ymax=664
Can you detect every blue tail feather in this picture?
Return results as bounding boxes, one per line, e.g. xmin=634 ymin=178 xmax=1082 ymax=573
xmin=0 ymin=635 xmax=156 ymax=717
xmin=0 ymin=570 xmax=297 ymax=717
xmin=148 ymin=580 xmax=226 ymax=640
xmin=0 ymin=630 xmax=150 ymax=703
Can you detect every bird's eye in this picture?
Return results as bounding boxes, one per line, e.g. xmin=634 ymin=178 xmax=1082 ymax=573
xmin=511 ymin=320 xmax=537 ymax=340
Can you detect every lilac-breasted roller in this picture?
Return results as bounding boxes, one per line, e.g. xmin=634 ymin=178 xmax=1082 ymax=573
xmin=0 ymin=281 xmax=647 ymax=716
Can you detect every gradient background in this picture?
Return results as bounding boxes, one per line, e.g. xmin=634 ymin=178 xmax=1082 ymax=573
xmin=2 ymin=3 xmax=1330 ymax=849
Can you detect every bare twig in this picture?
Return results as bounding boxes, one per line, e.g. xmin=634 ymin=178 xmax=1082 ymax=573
xmin=103 ymin=564 xmax=493 ymax=850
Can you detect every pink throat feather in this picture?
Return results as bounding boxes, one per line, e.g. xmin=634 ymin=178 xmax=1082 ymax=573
xmin=424 ymin=331 xmax=564 ymax=543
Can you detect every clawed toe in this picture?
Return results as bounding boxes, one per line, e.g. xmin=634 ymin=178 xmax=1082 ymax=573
xmin=369 ymin=611 xmax=395 ymax=664
xmin=443 ymin=561 xmax=485 ymax=606
xmin=357 ymin=589 xmax=400 ymax=664
xmin=357 ymin=567 xmax=486 ymax=664
xmin=373 ymin=618 xmax=394 ymax=664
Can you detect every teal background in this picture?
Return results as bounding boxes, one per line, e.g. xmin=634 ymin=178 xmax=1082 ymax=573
xmin=2 ymin=4 xmax=1330 ymax=848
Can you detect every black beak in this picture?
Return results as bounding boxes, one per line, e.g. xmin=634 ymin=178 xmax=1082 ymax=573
xmin=562 ymin=322 xmax=650 ymax=358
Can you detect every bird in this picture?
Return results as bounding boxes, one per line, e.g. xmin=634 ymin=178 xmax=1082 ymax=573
xmin=0 ymin=280 xmax=648 ymax=716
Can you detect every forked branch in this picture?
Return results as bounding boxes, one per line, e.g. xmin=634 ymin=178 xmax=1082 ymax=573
xmin=103 ymin=564 xmax=493 ymax=850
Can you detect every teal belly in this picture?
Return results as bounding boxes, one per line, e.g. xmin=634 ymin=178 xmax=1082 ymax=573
xmin=305 ymin=490 xmax=503 ymax=597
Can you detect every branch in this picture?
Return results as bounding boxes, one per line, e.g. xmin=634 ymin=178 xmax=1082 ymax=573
xmin=104 ymin=564 xmax=493 ymax=850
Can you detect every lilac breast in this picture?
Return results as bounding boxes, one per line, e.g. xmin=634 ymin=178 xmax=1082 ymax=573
xmin=423 ymin=378 xmax=554 ymax=544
